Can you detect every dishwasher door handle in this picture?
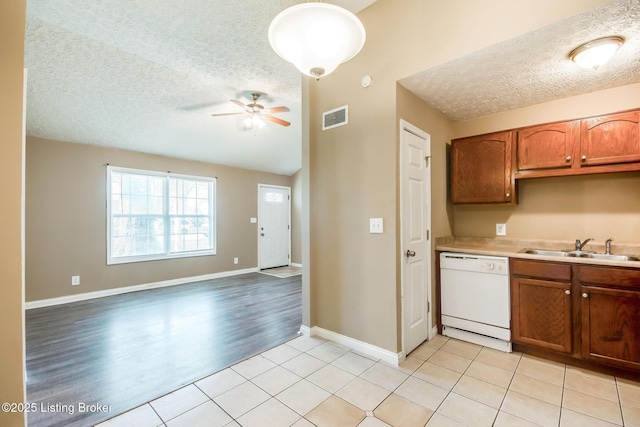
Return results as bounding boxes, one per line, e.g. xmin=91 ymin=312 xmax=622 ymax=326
xmin=406 ymin=250 xmax=416 ymax=257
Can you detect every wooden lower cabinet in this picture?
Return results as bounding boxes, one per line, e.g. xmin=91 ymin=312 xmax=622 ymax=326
xmin=510 ymin=259 xmax=640 ymax=378
xmin=580 ymin=266 xmax=640 ymax=371
xmin=511 ymin=260 xmax=573 ymax=353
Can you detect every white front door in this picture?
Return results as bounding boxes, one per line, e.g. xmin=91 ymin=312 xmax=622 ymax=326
xmin=401 ymin=120 xmax=432 ymax=355
xmin=258 ymin=185 xmax=291 ymax=269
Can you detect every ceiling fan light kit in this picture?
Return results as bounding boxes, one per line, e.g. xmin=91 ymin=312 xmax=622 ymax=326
xmin=211 ymin=92 xmax=291 ymax=128
xmin=569 ymin=36 xmax=625 ymax=70
xmin=268 ymin=3 xmax=366 ymax=80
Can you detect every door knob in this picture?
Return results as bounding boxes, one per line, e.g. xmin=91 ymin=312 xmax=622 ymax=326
xmin=565 ymin=290 xmax=571 ymax=295
xmin=406 ymin=250 xmax=416 ymax=257
xmin=582 ymin=293 xmax=588 ymax=298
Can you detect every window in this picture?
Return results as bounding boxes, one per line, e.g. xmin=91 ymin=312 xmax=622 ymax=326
xmin=107 ymin=166 xmax=216 ymax=264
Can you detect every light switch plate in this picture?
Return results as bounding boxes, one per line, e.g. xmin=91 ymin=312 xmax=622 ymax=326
xmin=250 ymin=218 xmax=257 ymax=223
xmin=370 ymin=218 xmax=383 ymax=234
xmin=496 ymin=223 xmax=506 ymax=236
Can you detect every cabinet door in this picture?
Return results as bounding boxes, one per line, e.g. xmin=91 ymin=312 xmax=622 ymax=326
xmin=451 ymin=131 xmax=514 ymax=204
xmin=580 ymin=111 xmax=640 ymax=166
xmin=511 ymin=277 xmax=572 ymax=353
xmin=517 ymin=121 xmax=579 ymax=171
xmin=581 ymin=286 xmax=640 ymax=370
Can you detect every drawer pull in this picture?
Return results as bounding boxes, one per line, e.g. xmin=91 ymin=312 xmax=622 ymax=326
xmin=582 ymin=292 xmax=588 ymax=298
xmin=565 ymin=290 xmax=571 ymax=295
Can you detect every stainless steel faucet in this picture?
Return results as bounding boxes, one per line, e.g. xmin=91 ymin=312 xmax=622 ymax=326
xmin=575 ymin=237 xmax=594 ymax=251
xmin=605 ymin=238 xmax=614 ymax=254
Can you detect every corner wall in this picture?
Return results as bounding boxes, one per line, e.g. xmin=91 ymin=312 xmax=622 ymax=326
xmin=0 ymin=1 xmax=27 ymax=425
xmin=308 ymin=0 xmax=612 ymax=353
xmin=26 ymin=137 xmax=293 ymax=302
xmin=396 ymin=84 xmax=454 ymax=340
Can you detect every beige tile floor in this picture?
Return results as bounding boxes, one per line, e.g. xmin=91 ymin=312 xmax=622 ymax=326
xmin=96 ymin=335 xmax=640 ymax=427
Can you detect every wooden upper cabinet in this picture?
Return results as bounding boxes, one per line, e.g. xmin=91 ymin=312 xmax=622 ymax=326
xmin=517 ymin=121 xmax=579 ymax=171
xmin=580 ymin=111 xmax=640 ymax=167
xmin=451 ymin=131 xmax=515 ymax=204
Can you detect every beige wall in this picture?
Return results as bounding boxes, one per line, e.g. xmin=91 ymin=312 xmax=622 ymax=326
xmin=453 ymin=83 xmax=640 ymax=242
xmin=0 ymin=1 xmax=27 ymax=425
xmin=26 ymin=137 xmax=293 ymax=301
xmin=291 ymin=169 xmax=303 ymax=265
xmin=308 ymin=0 xmax=616 ymax=353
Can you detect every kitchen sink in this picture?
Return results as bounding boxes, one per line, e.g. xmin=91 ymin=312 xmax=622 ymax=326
xmin=521 ymin=248 xmax=639 ymax=262
xmin=521 ymin=249 xmax=578 ymax=257
xmin=580 ymin=253 xmax=640 ymax=262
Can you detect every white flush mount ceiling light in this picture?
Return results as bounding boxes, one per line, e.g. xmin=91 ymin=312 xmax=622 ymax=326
xmin=268 ymin=3 xmax=366 ymax=80
xmin=569 ymin=36 xmax=625 ymax=70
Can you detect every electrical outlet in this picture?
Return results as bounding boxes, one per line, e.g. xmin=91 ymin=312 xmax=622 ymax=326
xmin=71 ymin=276 xmax=80 ymax=286
xmin=233 ymin=257 xmax=239 ymax=265
xmin=370 ymin=218 xmax=383 ymax=234
xmin=496 ymin=223 xmax=506 ymax=236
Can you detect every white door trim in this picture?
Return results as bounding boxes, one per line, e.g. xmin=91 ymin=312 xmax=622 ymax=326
xmin=399 ymin=119 xmax=432 ymax=358
xmin=257 ymin=184 xmax=292 ymax=269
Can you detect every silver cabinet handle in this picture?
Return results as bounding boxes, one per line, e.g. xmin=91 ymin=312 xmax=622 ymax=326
xmin=566 ymin=156 xmax=571 ymax=162
xmin=581 ymin=155 xmax=587 ymax=161
xmin=582 ymin=292 xmax=588 ymax=298
xmin=506 ymin=193 xmax=511 ymax=198
xmin=406 ymin=250 xmax=416 ymax=257
xmin=565 ymin=290 xmax=571 ymax=295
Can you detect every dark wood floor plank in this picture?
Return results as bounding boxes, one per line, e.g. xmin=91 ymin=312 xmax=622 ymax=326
xmin=26 ymin=272 xmax=302 ymax=427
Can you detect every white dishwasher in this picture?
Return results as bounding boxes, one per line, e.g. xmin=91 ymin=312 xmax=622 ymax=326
xmin=440 ymin=252 xmax=512 ymax=352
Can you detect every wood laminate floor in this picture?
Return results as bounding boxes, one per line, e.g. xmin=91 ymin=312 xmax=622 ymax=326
xmin=26 ymin=272 xmax=302 ymax=427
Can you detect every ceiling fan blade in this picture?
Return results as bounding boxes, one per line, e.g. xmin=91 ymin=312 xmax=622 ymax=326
xmin=211 ymin=112 xmax=245 ymax=117
xmin=263 ymin=114 xmax=291 ymax=127
xmin=266 ymin=106 xmax=290 ymax=114
xmin=230 ymin=99 xmax=252 ymax=112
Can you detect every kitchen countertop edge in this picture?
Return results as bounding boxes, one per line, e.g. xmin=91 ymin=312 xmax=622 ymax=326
xmin=436 ymin=237 xmax=640 ymax=268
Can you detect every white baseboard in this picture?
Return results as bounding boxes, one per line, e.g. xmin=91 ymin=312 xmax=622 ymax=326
xmin=310 ymin=326 xmax=402 ymax=367
xmin=298 ymin=325 xmax=311 ymax=336
xmin=430 ymin=325 xmax=439 ymax=340
xmin=291 ymin=263 xmax=302 ymax=268
xmin=25 ymin=267 xmax=258 ymax=310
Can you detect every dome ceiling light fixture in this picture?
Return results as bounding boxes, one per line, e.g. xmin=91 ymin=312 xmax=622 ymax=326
xmin=268 ymin=2 xmax=366 ymax=81
xmin=569 ymin=36 xmax=625 ymax=70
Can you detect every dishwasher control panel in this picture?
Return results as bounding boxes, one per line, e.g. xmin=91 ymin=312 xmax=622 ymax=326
xmin=440 ymin=253 xmax=509 ymax=275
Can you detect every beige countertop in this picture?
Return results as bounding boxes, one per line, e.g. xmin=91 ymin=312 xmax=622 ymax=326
xmin=435 ymin=236 xmax=640 ymax=268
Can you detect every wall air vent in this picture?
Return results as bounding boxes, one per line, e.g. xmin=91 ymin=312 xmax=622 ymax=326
xmin=322 ymin=105 xmax=348 ymax=131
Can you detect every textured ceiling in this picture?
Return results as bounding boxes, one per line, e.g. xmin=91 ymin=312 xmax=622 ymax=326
xmin=400 ymin=0 xmax=640 ymax=122
xmin=24 ymin=0 xmax=377 ymax=176
xmin=25 ymin=1 xmax=640 ymax=175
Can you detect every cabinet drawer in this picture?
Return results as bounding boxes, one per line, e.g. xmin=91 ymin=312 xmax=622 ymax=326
xmin=578 ymin=265 xmax=640 ymax=289
xmin=511 ymin=259 xmax=571 ymax=281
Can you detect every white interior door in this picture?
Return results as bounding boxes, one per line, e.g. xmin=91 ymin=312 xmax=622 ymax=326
xmin=258 ymin=185 xmax=291 ymax=269
xmin=401 ymin=120 xmax=432 ymax=355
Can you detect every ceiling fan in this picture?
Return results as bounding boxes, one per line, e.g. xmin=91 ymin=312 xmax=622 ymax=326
xmin=211 ymin=92 xmax=291 ymax=128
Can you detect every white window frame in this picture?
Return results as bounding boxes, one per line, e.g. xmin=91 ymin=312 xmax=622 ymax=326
xmin=106 ymin=166 xmax=216 ymax=265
